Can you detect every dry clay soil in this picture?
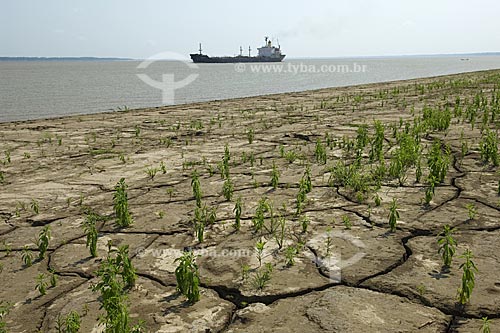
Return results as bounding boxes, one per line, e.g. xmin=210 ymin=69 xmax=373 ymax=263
xmin=1 ymin=70 xmax=500 ymax=332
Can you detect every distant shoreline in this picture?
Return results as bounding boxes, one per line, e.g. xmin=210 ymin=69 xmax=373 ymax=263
xmin=1 ymin=52 xmax=499 ymax=62
xmin=0 ymin=56 xmax=134 ymax=61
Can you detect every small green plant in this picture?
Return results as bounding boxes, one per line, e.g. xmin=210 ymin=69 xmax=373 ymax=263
xmin=247 ymin=128 xmax=254 ymax=144
xmin=57 ymin=310 xmax=81 ymax=333
xmin=270 ymin=161 xmax=280 ymax=189
xmin=174 ymin=250 xmax=200 ymax=303
xmin=480 ymin=317 xmax=491 ymax=333
xmin=37 ymin=225 xmax=51 ymax=260
xmin=465 ymin=203 xmax=477 ymax=220
xmin=424 ymin=176 xmax=437 ymax=205
xmin=437 ymin=225 xmax=457 ymax=268
xmin=0 ymin=301 xmax=12 ymax=333
xmin=342 ymin=215 xmax=352 ymax=230
xmin=83 ymin=211 xmax=99 ymax=258
xmin=300 ymin=215 xmax=310 ymax=233
xmin=325 ymin=227 xmax=333 ymax=257
xmin=35 ymin=273 xmax=49 ymax=296
xmin=457 ymin=249 xmax=478 ymax=305
xmin=274 ymin=216 xmax=286 ymax=250
xmin=145 ymin=166 xmax=159 ymax=180
xmin=255 ymin=239 xmax=266 ymax=267
xmin=222 ymin=176 xmax=234 ymax=201
xmin=241 ymin=264 xmax=251 ymax=281
xmin=50 ymin=272 xmax=58 ymax=287
xmin=479 ymin=129 xmax=499 ymax=166
xmin=160 ymin=161 xmax=167 ymax=174
xmin=284 ymin=245 xmax=298 ymax=267
xmin=373 ymin=193 xmax=381 ymax=207
xmin=252 ymin=197 xmax=271 ymax=233
xmin=252 ymin=263 xmax=273 ymax=290
xmin=113 ymin=178 xmax=134 ymax=227
xmin=233 ymin=197 xmax=242 ymax=230
xmin=21 ymin=245 xmax=33 ymax=267
xmin=31 ymin=199 xmax=39 ymax=215
xmin=315 ymin=139 xmax=327 ymax=164
xmin=191 ymin=170 xmax=202 ymax=207
xmin=388 ymin=198 xmax=399 ymax=232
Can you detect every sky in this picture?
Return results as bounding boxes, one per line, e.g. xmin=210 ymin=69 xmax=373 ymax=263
xmin=1 ymin=0 xmax=500 ymax=59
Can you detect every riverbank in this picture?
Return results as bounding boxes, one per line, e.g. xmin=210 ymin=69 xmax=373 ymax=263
xmin=1 ymin=69 xmax=500 ymax=332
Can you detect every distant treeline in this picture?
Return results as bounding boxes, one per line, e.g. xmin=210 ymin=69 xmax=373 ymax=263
xmin=0 ymin=57 xmax=134 ymax=61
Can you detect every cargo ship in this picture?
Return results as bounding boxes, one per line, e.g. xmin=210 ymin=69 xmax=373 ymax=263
xmin=190 ymin=37 xmax=285 ymax=63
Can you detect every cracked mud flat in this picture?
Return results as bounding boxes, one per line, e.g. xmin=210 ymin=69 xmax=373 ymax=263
xmin=1 ymin=69 xmax=500 ymax=332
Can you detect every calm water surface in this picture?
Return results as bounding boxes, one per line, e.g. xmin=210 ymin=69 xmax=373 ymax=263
xmin=1 ymin=56 xmax=500 ymax=122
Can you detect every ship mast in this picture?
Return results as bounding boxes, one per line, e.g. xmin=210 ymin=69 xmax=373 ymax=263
xmin=199 ymin=43 xmax=202 ymax=55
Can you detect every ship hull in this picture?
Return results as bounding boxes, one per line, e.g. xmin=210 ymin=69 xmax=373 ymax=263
xmin=190 ymin=54 xmax=285 ymax=63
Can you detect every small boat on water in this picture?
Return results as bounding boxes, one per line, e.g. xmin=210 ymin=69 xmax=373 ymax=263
xmin=190 ymin=37 xmax=285 ymax=63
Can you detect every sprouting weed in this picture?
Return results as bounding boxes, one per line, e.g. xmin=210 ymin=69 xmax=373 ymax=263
xmin=457 ymin=249 xmax=478 ymax=305
xmin=437 ymin=225 xmax=457 ymax=268
xmin=113 ymin=178 xmax=134 ymax=227
xmin=21 ymin=245 xmax=33 ymax=267
xmin=174 ymin=250 xmax=200 ymax=303
xmin=35 ymin=273 xmax=49 ymax=296
xmin=465 ymin=203 xmax=477 ymax=220
xmin=255 ymin=239 xmax=266 ymax=267
xmin=388 ymin=198 xmax=399 ymax=232
xmin=342 ymin=215 xmax=352 ymax=230
xmin=36 ymin=226 xmax=51 ymax=260
xmin=233 ymin=197 xmax=242 ymax=230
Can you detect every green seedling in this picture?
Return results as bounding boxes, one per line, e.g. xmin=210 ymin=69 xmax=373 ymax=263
xmin=56 ymin=310 xmax=81 ymax=333
xmin=241 ymin=264 xmax=251 ymax=281
xmin=325 ymin=227 xmax=333 ymax=257
xmin=191 ymin=170 xmax=202 ymax=207
xmin=255 ymin=239 xmax=266 ymax=267
xmin=145 ymin=166 xmax=159 ymax=180
xmin=315 ymin=139 xmax=327 ymax=164
xmin=479 ymin=129 xmax=499 ymax=166
xmin=252 ymin=263 xmax=273 ymax=291
xmin=270 ymin=161 xmax=280 ymax=189
xmin=285 ymin=245 xmax=298 ymax=267
xmin=37 ymin=225 xmax=51 ymax=260
xmin=342 ymin=215 xmax=352 ymax=230
xmin=83 ymin=212 xmax=99 ymax=258
xmin=160 ymin=161 xmax=167 ymax=174
xmin=252 ymin=197 xmax=271 ymax=233
xmin=31 ymin=199 xmax=39 ymax=215
xmin=50 ymin=272 xmax=58 ymax=287
xmin=247 ymin=128 xmax=254 ymax=144
xmin=465 ymin=203 xmax=477 ymax=220
xmin=35 ymin=273 xmax=49 ymax=296
xmin=0 ymin=301 xmax=12 ymax=333
xmin=373 ymin=193 xmax=381 ymax=207
xmin=480 ymin=317 xmax=491 ymax=333
xmin=388 ymin=198 xmax=399 ymax=232
xmin=222 ymin=176 xmax=234 ymax=201
xmin=437 ymin=225 xmax=457 ymax=268
xmin=300 ymin=215 xmax=310 ymax=233
xmin=21 ymin=245 xmax=33 ymax=267
xmin=274 ymin=216 xmax=286 ymax=250
xmin=233 ymin=197 xmax=242 ymax=230
xmin=174 ymin=250 xmax=200 ymax=303
xmin=457 ymin=249 xmax=478 ymax=305
xmin=113 ymin=178 xmax=133 ymax=227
